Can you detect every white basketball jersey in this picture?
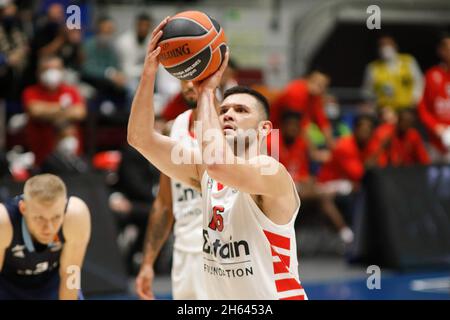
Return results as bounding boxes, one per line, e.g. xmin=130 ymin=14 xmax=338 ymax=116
xmin=201 ymin=171 xmax=308 ymax=300
xmin=169 ymin=110 xmax=203 ymax=253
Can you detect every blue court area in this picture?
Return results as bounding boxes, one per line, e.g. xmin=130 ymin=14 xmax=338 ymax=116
xmin=88 ymin=269 xmax=450 ymax=300
xmin=303 ymin=271 xmax=450 ymax=300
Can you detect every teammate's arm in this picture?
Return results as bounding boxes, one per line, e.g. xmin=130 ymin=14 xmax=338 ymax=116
xmin=127 ymin=17 xmax=202 ymax=189
xmin=135 ymin=173 xmax=174 ymax=300
xmin=59 ymin=197 xmax=91 ymax=300
xmin=0 ymin=204 xmax=13 ymax=272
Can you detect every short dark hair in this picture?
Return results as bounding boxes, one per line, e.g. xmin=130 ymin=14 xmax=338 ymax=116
xmin=353 ymin=114 xmax=375 ymax=129
xmin=136 ymin=13 xmax=152 ymax=22
xmin=96 ymin=15 xmax=113 ymax=27
xmin=223 ymin=86 xmax=270 ymax=120
xmin=281 ymin=110 xmax=302 ymax=123
xmin=438 ymin=31 xmax=450 ymax=46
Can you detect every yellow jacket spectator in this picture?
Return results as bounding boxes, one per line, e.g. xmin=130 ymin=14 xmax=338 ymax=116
xmin=363 ymin=36 xmax=423 ymax=111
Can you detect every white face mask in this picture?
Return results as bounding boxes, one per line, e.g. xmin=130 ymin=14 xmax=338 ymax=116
xmin=380 ymin=45 xmax=397 ymax=61
xmin=325 ymin=103 xmax=340 ymax=120
xmin=57 ymin=136 xmax=79 ymax=156
xmin=40 ymin=68 xmax=64 ymax=89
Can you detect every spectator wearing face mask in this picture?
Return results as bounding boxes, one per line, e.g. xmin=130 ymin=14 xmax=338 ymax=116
xmin=81 ymin=16 xmax=127 ymax=107
xmin=41 ymin=122 xmax=90 ymax=174
xmin=22 ymin=56 xmax=86 ymax=167
xmin=270 ymin=69 xmax=335 ymax=149
xmin=307 ymin=95 xmax=351 ymax=149
xmin=363 ymin=35 xmax=423 ymax=112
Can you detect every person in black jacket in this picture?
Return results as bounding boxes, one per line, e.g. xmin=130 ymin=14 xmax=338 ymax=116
xmin=109 ymin=145 xmax=160 ymax=275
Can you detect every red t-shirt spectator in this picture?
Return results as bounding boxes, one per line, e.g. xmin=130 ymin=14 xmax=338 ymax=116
xmin=367 ymin=123 xmax=430 ymax=166
xmin=418 ymin=65 xmax=450 ymax=153
xmin=270 ymin=79 xmax=330 ymax=131
xmin=278 ymin=135 xmax=310 ymax=183
xmin=161 ymin=93 xmax=189 ymax=121
xmin=317 ymin=136 xmax=365 ymax=183
xmin=22 ymin=83 xmax=85 ymax=166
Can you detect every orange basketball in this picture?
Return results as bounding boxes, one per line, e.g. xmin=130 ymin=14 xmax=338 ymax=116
xmin=158 ymin=11 xmax=227 ymax=82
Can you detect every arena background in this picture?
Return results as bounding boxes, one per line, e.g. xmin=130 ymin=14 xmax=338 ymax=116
xmin=0 ymin=0 xmax=449 ymax=300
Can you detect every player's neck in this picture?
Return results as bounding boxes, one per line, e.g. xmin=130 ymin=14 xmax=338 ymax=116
xmin=233 ymin=139 xmax=261 ymax=159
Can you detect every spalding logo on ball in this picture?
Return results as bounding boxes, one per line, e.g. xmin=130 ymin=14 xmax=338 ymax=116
xmin=158 ymin=11 xmax=227 ymax=82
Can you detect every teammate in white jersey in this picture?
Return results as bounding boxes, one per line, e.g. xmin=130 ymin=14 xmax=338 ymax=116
xmin=128 ymin=17 xmax=307 ymax=299
xmin=135 ymin=81 xmax=207 ymax=300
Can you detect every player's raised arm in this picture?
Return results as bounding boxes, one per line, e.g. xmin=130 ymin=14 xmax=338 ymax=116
xmin=127 ymin=17 xmax=201 ymax=189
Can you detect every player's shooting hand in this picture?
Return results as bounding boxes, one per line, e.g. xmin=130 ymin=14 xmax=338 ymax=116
xmin=194 ymin=48 xmax=229 ymax=93
xmin=143 ymin=16 xmax=170 ymax=77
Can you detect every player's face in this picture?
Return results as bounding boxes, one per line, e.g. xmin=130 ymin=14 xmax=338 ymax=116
xmin=355 ymin=120 xmax=374 ymax=145
xmin=219 ymin=94 xmax=262 ymax=143
xmin=181 ymin=80 xmax=197 ymax=108
xmin=20 ymin=197 xmax=66 ymax=244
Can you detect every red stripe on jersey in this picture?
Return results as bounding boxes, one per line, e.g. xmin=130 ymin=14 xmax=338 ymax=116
xmin=270 ymin=248 xmax=291 ymax=267
xmin=264 ymin=230 xmax=291 ymax=250
xmin=280 ymin=294 xmax=305 ymax=300
xmin=273 ymin=261 xmax=289 ymax=274
xmin=275 ymin=278 xmax=303 ymax=292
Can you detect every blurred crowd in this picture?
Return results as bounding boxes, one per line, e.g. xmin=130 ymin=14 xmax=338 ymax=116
xmin=1 ymin=0 xmax=450 ymax=274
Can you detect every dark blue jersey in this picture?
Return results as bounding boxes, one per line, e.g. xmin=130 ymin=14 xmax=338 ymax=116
xmin=0 ymin=195 xmax=66 ymax=292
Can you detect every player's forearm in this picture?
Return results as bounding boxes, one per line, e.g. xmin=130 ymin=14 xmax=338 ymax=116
xmin=59 ymin=276 xmax=79 ymax=300
xmin=127 ymin=74 xmax=158 ymax=148
xmin=142 ymin=203 xmax=173 ymax=266
xmin=197 ymin=89 xmax=234 ymax=165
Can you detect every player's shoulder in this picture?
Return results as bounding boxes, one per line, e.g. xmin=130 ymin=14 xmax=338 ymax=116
xmin=0 ymin=203 xmax=13 ymax=247
xmin=63 ymin=197 xmax=91 ymax=241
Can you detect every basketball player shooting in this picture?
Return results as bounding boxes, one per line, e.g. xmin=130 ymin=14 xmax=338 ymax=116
xmin=0 ymin=174 xmax=91 ymax=300
xmin=128 ymin=17 xmax=307 ymax=299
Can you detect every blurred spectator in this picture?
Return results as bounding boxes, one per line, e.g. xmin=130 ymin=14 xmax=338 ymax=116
xmin=22 ymin=55 xmax=86 ymax=167
xmin=318 ymin=115 xmax=375 ymax=186
xmin=116 ymin=13 xmax=151 ymax=96
xmin=363 ymin=35 xmax=423 ymax=111
xmin=161 ymin=80 xmax=198 ymax=121
xmin=307 ymin=95 xmax=351 ymax=149
xmin=0 ymin=0 xmax=27 ymax=100
xmin=41 ymin=122 xmax=90 ymax=174
xmin=25 ymin=2 xmax=66 ymax=86
xmin=278 ymin=110 xmax=353 ymax=244
xmin=270 ymin=70 xmax=334 ymax=148
xmin=110 ymin=145 xmax=160 ymax=275
xmin=81 ymin=16 xmax=127 ymax=107
xmin=59 ymin=28 xmax=83 ymax=74
xmin=0 ymin=148 xmax=8 ymax=178
xmin=418 ymin=33 xmax=450 ymax=163
xmin=367 ymin=109 xmax=430 ymax=167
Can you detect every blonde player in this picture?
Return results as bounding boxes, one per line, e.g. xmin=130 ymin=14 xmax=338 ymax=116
xmin=135 ymin=80 xmax=207 ymax=299
xmin=128 ymin=18 xmax=307 ymax=299
xmin=0 ymin=174 xmax=91 ymax=300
